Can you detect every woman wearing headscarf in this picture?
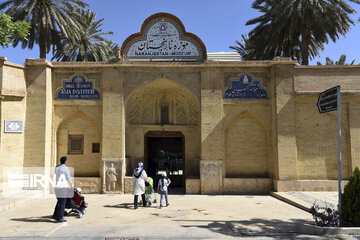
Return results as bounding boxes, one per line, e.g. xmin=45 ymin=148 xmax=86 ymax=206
xmin=133 ymin=162 xmax=149 ymax=209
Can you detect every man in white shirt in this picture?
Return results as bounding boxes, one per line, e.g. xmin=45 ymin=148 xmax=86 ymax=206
xmin=52 ymin=156 xmax=73 ymax=222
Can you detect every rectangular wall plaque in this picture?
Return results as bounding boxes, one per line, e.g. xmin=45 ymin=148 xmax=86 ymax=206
xmin=4 ymin=120 xmax=23 ymax=133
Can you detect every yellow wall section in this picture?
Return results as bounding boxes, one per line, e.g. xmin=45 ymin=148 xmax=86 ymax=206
xmin=225 ymin=111 xmax=268 ymax=177
xmin=296 ymin=104 xmax=350 ymax=179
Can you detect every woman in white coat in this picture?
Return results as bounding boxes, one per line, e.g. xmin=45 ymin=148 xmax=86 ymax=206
xmin=133 ymin=162 xmax=149 ymax=209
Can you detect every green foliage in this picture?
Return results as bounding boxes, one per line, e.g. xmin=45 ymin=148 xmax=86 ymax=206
xmin=52 ymin=8 xmax=118 ymax=62
xmin=341 ymin=167 xmax=360 ymax=227
xmin=0 ymin=11 xmax=29 ymax=48
xmin=229 ymin=34 xmax=257 ymax=60
xmin=236 ymin=0 xmax=359 ymax=65
xmin=317 ymin=54 xmax=355 ymax=65
xmin=0 ymin=0 xmax=88 ymax=58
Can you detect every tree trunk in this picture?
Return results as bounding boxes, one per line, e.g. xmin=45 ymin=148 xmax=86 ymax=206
xmin=39 ymin=24 xmax=47 ymax=59
xmin=284 ymin=41 xmax=291 ymax=58
xmin=301 ymin=25 xmax=310 ymax=65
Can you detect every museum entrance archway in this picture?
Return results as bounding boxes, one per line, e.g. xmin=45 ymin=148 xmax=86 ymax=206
xmin=144 ymin=131 xmax=185 ymax=193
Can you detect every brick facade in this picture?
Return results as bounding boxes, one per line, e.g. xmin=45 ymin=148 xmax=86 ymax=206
xmin=1 ymin=57 xmax=359 ymax=194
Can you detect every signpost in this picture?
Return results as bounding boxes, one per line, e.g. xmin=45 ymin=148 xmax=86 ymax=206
xmin=317 ymin=85 xmax=342 ymax=216
xmin=317 ymin=86 xmax=338 ymax=113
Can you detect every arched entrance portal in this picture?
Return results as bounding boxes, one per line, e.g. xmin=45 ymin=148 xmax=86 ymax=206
xmin=144 ymin=131 xmax=185 ymax=192
xmin=125 ymin=77 xmax=201 ymax=194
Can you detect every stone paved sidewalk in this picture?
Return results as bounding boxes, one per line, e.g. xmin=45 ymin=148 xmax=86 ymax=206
xmin=1 ymin=192 xmax=355 ymax=239
xmin=271 ymin=191 xmax=339 ymax=212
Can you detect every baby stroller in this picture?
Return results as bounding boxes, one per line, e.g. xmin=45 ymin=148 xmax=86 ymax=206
xmin=65 ymin=188 xmax=88 ymax=218
xmin=144 ymin=177 xmax=157 ymax=206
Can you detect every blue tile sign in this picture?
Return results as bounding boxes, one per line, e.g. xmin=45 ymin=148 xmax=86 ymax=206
xmin=5 ymin=120 xmax=23 ymax=133
xmin=56 ymin=75 xmax=100 ymax=100
xmin=224 ymin=74 xmax=267 ymax=99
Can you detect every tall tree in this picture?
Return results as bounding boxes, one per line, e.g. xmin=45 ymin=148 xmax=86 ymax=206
xmin=0 ymin=11 xmax=29 ymax=48
xmin=317 ymin=54 xmax=355 ymax=65
xmin=52 ymin=9 xmax=118 ymax=62
xmin=241 ymin=0 xmax=359 ymax=65
xmin=0 ymin=0 xmax=88 ymax=58
xmin=229 ymin=34 xmax=257 ymax=60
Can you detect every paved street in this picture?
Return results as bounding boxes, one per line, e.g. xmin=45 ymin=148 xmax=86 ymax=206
xmin=0 ymin=193 xmax=358 ymax=239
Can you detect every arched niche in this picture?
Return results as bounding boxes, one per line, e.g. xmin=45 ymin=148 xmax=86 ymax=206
xmin=56 ymin=111 xmax=101 ymax=177
xmin=125 ymin=78 xmax=201 ymax=180
xmin=225 ymin=110 xmax=269 ymax=177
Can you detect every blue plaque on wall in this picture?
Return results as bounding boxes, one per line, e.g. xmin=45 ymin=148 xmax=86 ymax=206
xmin=4 ymin=120 xmax=23 ymax=133
xmin=224 ymin=74 xmax=267 ymax=99
xmin=56 ymin=75 xmax=100 ymax=100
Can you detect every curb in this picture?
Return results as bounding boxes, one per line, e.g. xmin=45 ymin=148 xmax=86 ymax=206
xmin=296 ymin=222 xmax=360 ymax=235
xmin=0 ymin=194 xmax=41 ymax=212
xmin=0 ymin=198 xmax=33 ymax=212
xmin=270 ymin=192 xmax=311 ymax=212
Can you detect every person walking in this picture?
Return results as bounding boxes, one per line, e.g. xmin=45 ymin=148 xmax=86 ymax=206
xmin=52 ymin=156 xmax=73 ymax=222
xmin=157 ymin=172 xmax=171 ymax=209
xmin=133 ymin=162 xmax=149 ymax=209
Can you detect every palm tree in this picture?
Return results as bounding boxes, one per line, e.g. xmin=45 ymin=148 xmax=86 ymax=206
xmin=52 ymin=9 xmax=118 ymax=61
xmin=0 ymin=0 xmax=88 ymax=59
xmin=231 ymin=30 xmax=323 ymax=63
xmin=317 ymin=54 xmax=355 ymax=65
xmin=244 ymin=0 xmax=359 ymax=65
xmin=229 ymin=34 xmax=257 ymax=60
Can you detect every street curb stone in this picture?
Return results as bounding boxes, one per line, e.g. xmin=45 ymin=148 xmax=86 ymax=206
xmin=295 ymin=222 xmax=360 ymax=235
xmin=270 ymin=191 xmax=311 ymax=212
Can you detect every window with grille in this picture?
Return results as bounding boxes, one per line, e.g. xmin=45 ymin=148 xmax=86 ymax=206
xmin=68 ymin=135 xmax=84 ymax=155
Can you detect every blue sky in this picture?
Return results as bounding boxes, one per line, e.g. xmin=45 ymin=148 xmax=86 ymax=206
xmin=1 ymin=0 xmax=360 ymax=65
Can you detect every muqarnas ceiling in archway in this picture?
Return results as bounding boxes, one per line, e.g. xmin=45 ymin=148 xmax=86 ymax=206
xmin=126 ymin=83 xmax=199 ymax=126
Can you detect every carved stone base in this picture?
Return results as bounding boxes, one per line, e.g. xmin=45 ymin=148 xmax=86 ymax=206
xmin=124 ymin=177 xmax=133 ymax=194
xmin=274 ymin=180 xmax=348 ymax=192
xmin=74 ymin=177 xmax=101 ymax=193
xmin=223 ymin=178 xmax=272 ymax=194
xmin=200 ymin=160 xmax=223 ymax=194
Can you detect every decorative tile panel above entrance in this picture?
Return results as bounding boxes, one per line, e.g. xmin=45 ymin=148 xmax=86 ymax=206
xmin=224 ymin=74 xmax=267 ymax=99
xmin=56 ymin=75 xmax=100 ymax=100
xmin=120 ymin=13 xmax=206 ymax=62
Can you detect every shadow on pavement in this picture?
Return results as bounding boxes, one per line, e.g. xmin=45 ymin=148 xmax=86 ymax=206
xmin=10 ymin=215 xmax=55 ymax=223
xmin=103 ymin=203 xmax=133 ymax=209
xmin=177 ymin=218 xmax=315 ymax=239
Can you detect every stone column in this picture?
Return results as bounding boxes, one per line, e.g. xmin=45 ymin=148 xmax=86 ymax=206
xmin=271 ymin=59 xmax=297 ymax=191
xmin=200 ymin=68 xmax=224 ymax=194
xmin=23 ymin=59 xmax=53 ymax=169
xmin=101 ymin=68 xmax=126 ymax=193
